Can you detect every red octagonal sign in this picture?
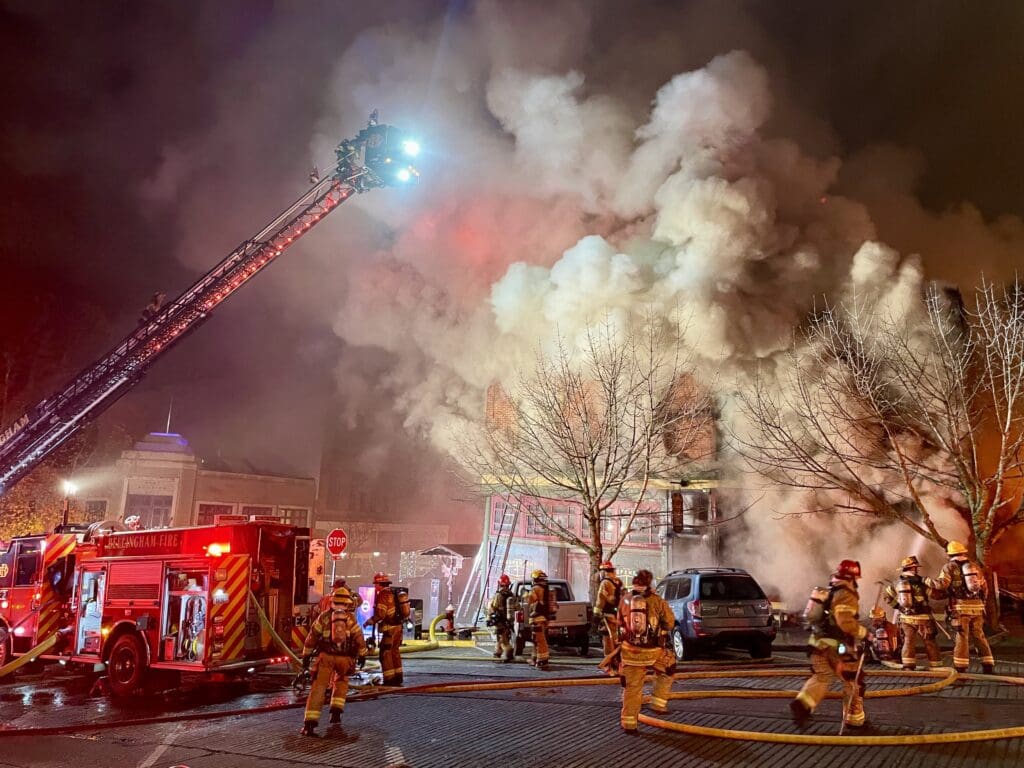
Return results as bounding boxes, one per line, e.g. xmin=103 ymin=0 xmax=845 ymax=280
xmin=325 ymin=528 xmax=348 ymax=557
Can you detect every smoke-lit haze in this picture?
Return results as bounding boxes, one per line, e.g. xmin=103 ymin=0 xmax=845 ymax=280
xmin=3 ymin=1 xmax=1024 ymax=601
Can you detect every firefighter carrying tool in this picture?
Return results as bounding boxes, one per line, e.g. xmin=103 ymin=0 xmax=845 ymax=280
xmin=927 ymin=541 xmax=996 ymax=674
xmin=526 ymin=570 xmax=556 ymax=670
xmin=487 ymin=574 xmax=517 ymax=662
xmin=300 ymin=587 xmax=367 ymax=737
xmin=895 ymin=555 xmax=942 ymax=670
xmin=617 ymin=569 xmax=675 ymax=733
xmin=369 ymin=572 xmax=409 ymax=686
xmin=792 ymin=559 xmax=868 ymax=730
xmin=594 ymin=561 xmax=623 ymax=659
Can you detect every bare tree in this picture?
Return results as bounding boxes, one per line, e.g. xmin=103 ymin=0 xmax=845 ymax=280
xmin=735 ymin=279 xmax=1024 ymax=617
xmin=458 ymin=316 xmax=714 ymax=601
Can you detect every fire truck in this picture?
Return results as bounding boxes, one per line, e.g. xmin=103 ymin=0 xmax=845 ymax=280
xmin=70 ymin=519 xmax=310 ymax=696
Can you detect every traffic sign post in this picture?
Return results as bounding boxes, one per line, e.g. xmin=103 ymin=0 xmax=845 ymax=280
xmin=326 ymin=527 xmax=348 ymax=588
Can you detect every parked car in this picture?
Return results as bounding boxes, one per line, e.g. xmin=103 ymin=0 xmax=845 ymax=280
xmin=656 ymin=567 xmax=776 ymax=660
xmin=511 ymin=579 xmax=592 ymax=657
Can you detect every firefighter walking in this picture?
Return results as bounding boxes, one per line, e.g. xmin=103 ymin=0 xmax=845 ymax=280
xmin=617 ymin=569 xmax=675 ymax=733
xmin=895 ymin=555 xmax=942 ymax=670
xmin=488 ymin=574 xmax=517 ymax=662
xmin=369 ymin=572 xmax=409 ymax=686
xmin=791 ymin=559 xmax=868 ymax=729
xmin=927 ymin=541 xmax=995 ymax=674
xmin=300 ymin=587 xmax=367 ymax=737
xmin=594 ymin=561 xmax=623 ymax=658
xmin=526 ymin=569 xmax=556 ymax=670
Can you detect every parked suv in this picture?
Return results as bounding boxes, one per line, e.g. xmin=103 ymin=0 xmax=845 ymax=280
xmin=656 ymin=567 xmax=776 ymax=660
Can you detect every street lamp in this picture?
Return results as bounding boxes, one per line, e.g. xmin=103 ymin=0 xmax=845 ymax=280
xmin=61 ymin=480 xmax=78 ymax=529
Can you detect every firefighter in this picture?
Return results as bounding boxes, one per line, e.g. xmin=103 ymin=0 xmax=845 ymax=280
xmin=617 ymin=569 xmax=675 ymax=733
xmin=526 ymin=569 xmax=557 ymax=670
xmin=315 ymin=577 xmax=363 ymax=620
xmin=300 ymin=587 xmax=367 ymax=737
xmin=895 ymin=555 xmax=942 ymax=670
xmin=791 ymin=559 xmax=868 ymax=729
xmin=594 ymin=561 xmax=623 ymax=658
xmin=369 ymin=572 xmax=408 ymax=686
xmin=927 ymin=541 xmax=995 ymax=674
xmin=488 ymin=574 xmax=517 ymax=662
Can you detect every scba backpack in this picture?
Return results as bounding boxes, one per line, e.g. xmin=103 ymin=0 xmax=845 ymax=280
xmin=623 ymin=592 xmax=657 ymax=647
xmin=393 ymin=587 xmax=412 ymax=621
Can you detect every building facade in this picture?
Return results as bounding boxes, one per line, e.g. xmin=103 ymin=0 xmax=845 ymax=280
xmin=76 ymin=432 xmax=315 ymax=529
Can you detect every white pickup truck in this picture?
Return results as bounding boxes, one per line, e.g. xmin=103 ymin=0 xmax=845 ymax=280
xmin=511 ymin=579 xmax=592 ymax=657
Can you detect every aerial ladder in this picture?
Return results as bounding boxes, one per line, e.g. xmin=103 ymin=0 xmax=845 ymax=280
xmin=0 ymin=114 xmax=421 ymax=495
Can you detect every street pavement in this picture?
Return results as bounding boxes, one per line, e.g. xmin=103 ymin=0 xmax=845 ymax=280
xmin=2 ymin=643 xmax=1024 ymax=767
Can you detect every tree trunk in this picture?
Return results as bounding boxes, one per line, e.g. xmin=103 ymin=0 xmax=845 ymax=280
xmin=588 ymin=550 xmax=602 ymax=607
xmin=980 ymin=547 xmax=1002 ymax=631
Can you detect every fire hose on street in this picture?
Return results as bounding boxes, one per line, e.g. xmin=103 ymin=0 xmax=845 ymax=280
xmin=4 ymin=663 xmax=1024 ymax=744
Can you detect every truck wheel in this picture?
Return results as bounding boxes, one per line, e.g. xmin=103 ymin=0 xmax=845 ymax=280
xmin=672 ymin=627 xmax=696 ymax=661
xmin=749 ymin=637 xmax=772 ymax=659
xmin=0 ymin=627 xmax=9 ymax=669
xmin=107 ymin=633 xmax=147 ymax=697
xmin=514 ymin=632 xmax=526 ymax=657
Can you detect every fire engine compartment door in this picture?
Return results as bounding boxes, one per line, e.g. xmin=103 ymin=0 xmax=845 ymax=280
xmin=160 ymin=564 xmax=209 ymax=664
xmin=75 ymin=567 xmax=106 ymax=655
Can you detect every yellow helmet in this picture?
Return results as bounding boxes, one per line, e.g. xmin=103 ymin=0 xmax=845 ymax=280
xmin=331 ymin=587 xmax=353 ymax=608
xmin=531 ymin=569 xmax=547 ymax=581
xmin=900 ymin=555 xmax=920 ymax=570
xmin=946 ymin=541 xmax=968 ymax=557
xmin=869 ymin=606 xmax=886 ymax=620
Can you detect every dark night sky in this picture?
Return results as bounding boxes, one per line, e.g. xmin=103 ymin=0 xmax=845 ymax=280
xmin=1 ymin=0 xmax=1023 ymax=483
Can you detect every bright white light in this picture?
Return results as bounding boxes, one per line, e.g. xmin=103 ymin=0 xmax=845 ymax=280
xmin=213 ymin=588 xmax=229 ymax=604
xmin=62 ymin=480 xmax=78 ymax=496
xmin=401 ymin=140 xmax=420 ymax=157
xmin=372 ymin=551 xmax=381 ymax=557
xmin=395 ymin=168 xmax=412 ymax=183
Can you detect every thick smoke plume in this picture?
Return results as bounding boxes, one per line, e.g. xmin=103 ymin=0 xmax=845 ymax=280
xmin=113 ymin=2 xmax=1024 ymax=601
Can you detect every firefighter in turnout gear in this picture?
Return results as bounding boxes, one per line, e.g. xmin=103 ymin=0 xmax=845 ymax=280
xmin=791 ymin=559 xmax=868 ymax=729
xmin=488 ymin=574 xmax=517 ymax=662
xmin=300 ymin=587 xmax=368 ymax=737
xmin=927 ymin=541 xmax=995 ymax=674
xmin=895 ymin=555 xmax=942 ymax=670
xmin=369 ymin=572 xmax=409 ymax=686
xmin=617 ymin=569 xmax=675 ymax=733
xmin=595 ymin=561 xmax=623 ymax=658
xmin=526 ymin=569 xmax=557 ymax=669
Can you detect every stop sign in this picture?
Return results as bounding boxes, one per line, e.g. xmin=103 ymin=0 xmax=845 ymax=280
xmin=325 ymin=528 xmax=348 ymax=557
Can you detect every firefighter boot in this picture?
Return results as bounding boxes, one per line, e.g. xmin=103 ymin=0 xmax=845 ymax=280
xmin=789 ymin=698 xmax=812 ymax=727
xmin=300 ymin=721 xmax=319 ymax=738
xmin=329 ymin=708 xmax=342 ymax=724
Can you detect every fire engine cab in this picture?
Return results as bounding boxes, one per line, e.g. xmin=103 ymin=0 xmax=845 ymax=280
xmin=0 ymin=526 xmax=86 ymax=670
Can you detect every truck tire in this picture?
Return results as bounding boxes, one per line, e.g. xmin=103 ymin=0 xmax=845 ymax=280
xmin=107 ymin=633 xmax=147 ymax=697
xmin=0 ymin=626 xmax=9 ymax=670
xmin=749 ymin=636 xmax=772 ymax=659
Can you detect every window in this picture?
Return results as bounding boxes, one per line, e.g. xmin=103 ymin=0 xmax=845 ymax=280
xmin=625 ymin=521 xmax=658 ymax=545
xmin=491 ymin=502 xmax=518 ymax=535
xmin=125 ymin=494 xmax=173 ymax=529
xmin=551 ymin=506 xmax=573 ymax=536
xmin=240 ymin=505 xmax=274 ymax=517
xmin=197 ymin=503 xmax=234 ymax=525
xmin=699 ymin=576 xmax=765 ymax=601
xmin=15 ymin=542 xmax=42 ymax=586
xmin=525 ymin=505 xmax=551 ymax=536
xmin=277 ymin=508 xmax=308 ymax=526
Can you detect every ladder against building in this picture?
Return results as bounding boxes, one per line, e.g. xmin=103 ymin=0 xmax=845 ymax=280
xmin=456 ymin=499 xmax=519 ymax=624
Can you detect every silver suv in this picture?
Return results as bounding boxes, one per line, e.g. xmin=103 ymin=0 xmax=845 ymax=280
xmin=656 ymin=567 xmax=776 ymax=660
